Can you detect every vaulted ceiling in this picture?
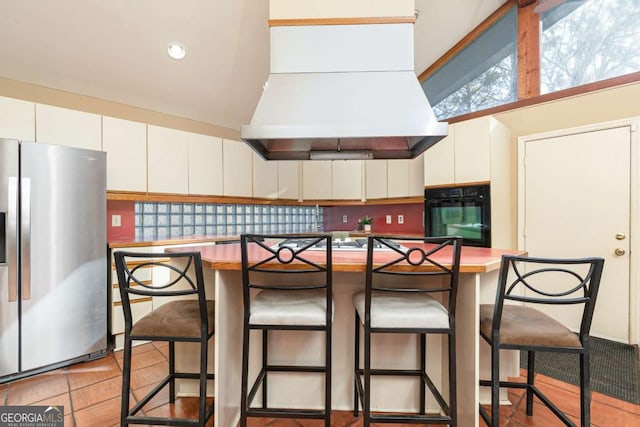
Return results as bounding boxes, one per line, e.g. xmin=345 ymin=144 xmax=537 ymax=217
xmin=0 ymin=0 xmax=506 ymax=132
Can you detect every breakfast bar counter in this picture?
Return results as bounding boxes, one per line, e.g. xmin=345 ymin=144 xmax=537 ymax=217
xmin=166 ymin=241 xmax=526 ymax=427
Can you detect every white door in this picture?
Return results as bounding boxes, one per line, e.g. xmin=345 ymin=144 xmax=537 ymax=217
xmin=521 ymin=125 xmax=632 ymax=343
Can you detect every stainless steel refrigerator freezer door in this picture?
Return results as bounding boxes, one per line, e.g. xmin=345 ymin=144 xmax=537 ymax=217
xmin=20 ymin=142 xmax=107 ymax=371
xmin=0 ymin=139 xmax=19 ymax=377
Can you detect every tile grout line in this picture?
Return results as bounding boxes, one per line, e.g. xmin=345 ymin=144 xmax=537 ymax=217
xmin=63 ymin=368 xmax=77 ymax=427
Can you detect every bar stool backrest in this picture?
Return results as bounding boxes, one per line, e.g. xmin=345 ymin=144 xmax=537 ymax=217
xmin=493 ymin=255 xmax=605 ymax=339
xmin=240 ymin=234 xmax=332 ymax=324
xmin=366 ymin=235 xmax=462 ymax=323
xmin=113 ymin=251 xmax=209 ymax=335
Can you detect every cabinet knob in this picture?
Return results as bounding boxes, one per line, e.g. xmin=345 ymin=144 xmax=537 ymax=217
xmin=615 ymin=248 xmax=626 ymax=256
xmin=615 ymin=233 xmax=626 ymax=240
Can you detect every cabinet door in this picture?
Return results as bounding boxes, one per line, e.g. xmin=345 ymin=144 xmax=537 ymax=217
xmin=147 ymin=125 xmax=189 ymax=194
xmin=102 ymin=117 xmax=147 ymax=192
xmin=408 ymin=154 xmax=425 ymax=197
xmin=365 ymin=160 xmax=387 ymax=200
xmin=0 ymin=96 xmax=35 ymax=140
xmin=387 ymin=159 xmax=409 ymax=198
xmin=277 ymin=161 xmax=300 ymax=200
xmin=332 ymin=160 xmax=362 ymax=200
xmin=454 ymin=117 xmax=491 ymax=183
xmin=424 ymin=126 xmax=455 ymax=186
xmin=252 ymin=153 xmax=278 ymax=199
xmin=35 ymin=104 xmax=101 ymax=151
xmin=223 ymin=139 xmax=253 ymax=197
xmin=302 ymin=160 xmax=332 ymax=200
xmin=189 ymin=133 xmax=223 ymax=195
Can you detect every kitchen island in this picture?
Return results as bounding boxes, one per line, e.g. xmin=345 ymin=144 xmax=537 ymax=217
xmin=166 ymin=241 xmax=526 ymax=427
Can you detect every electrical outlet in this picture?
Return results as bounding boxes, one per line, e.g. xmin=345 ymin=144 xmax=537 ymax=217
xmin=111 ymin=214 xmax=122 ymax=227
xmin=397 ymin=214 xmax=404 ymax=225
xmin=342 ymin=215 xmax=348 ymax=223
xmin=386 ymin=215 xmax=392 ymax=224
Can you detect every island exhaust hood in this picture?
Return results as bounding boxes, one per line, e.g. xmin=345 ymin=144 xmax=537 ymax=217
xmin=241 ymin=22 xmax=448 ymax=161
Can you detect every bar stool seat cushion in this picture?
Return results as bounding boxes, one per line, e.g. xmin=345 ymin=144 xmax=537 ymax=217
xmin=250 ymin=288 xmax=333 ymax=326
xmin=480 ymin=304 xmax=582 ymax=348
xmin=131 ymin=300 xmax=215 ymax=338
xmin=353 ymin=290 xmax=449 ymax=329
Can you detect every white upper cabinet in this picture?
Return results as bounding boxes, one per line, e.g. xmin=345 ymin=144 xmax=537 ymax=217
xmin=102 ymin=116 xmax=147 ymax=192
xmin=223 ymin=139 xmax=253 ymax=197
xmin=365 ymin=160 xmax=387 ymax=200
xmin=454 ymin=117 xmax=492 ymax=183
xmin=147 ymin=125 xmax=189 ymax=194
xmin=424 ymin=116 xmax=507 ymax=187
xmin=252 ymin=153 xmax=279 ymax=199
xmin=0 ymin=96 xmax=35 ymax=141
xmin=253 ymin=155 xmax=301 ymax=200
xmin=424 ymin=126 xmax=455 ymax=186
xmin=302 ymin=160 xmax=332 ymax=200
xmin=387 ymin=159 xmax=410 ymax=198
xmin=188 ymin=133 xmax=223 ymax=196
xmin=331 ymin=160 xmax=363 ymax=200
xmin=277 ymin=161 xmax=300 ymax=200
xmin=408 ymin=154 xmax=425 ymax=197
xmin=35 ymin=104 xmax=101 ymax=151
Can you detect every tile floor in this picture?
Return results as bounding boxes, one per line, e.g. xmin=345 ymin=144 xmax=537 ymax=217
xmin=0 ymin=342 xmax=638 ymax=426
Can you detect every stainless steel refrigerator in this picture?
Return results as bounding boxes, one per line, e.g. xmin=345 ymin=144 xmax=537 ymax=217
xmin=0 ymin=139 xmax=107 ymax=382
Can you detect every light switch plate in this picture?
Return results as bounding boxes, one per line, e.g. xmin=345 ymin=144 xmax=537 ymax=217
xmin=386 ymin=215 xmax=392 ymax=224
xmin=342 ymin=215 xmax=348 ymax=223
xmin=397 ymin=214 xmax=404 ymax=224
xmin=111 ymin=214 xmax=122 ymax=227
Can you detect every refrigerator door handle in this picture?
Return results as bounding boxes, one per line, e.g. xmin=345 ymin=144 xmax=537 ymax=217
xmin=7 ymin=177 xmax=18 ymax=302
xmin=21 ymin=177 xmax=31 ymax=301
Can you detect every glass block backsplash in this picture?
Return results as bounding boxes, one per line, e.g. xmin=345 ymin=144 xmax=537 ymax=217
xmin=134 ymin=202 xmax=324 ymax=240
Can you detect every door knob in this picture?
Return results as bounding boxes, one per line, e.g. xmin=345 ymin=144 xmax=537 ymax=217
xmin=615 ymin=248 xmax=626 ymax=256
xmin=615 ymin=233 xmax=626 ymax=240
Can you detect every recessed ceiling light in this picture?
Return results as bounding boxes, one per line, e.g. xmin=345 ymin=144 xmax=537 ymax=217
xmin=167 ymin=42 xmax=186 ymax=60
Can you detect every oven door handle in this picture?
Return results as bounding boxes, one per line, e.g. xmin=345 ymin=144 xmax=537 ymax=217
xmin=427 ymin=197 xmax=483 ymax=204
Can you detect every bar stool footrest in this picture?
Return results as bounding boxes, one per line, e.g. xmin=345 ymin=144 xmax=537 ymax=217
xmin=246 ymin=407 xmax=327 ymax=420
xmin=126 ymin=372 xmax=215 ymax=425
xmin=369 ymin=413 xmax=452 ymax=424
xmin=124 ymin=406 xmax=214 ymax=427
xmin=354 ymin=368 xmax=451 ymax=415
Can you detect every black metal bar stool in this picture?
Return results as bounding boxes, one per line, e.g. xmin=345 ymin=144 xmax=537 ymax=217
xmin=353 ymin=235 xmax=462 ymax=426
xmin=479 ymin=255 xmax=604 ymax=427
xmin=114 ymin=251 xmax=215 ymax=426
xmin=240 ymin=234 xmax=333 ymax=427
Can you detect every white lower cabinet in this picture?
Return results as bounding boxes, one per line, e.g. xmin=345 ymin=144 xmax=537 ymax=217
xmin=110 ymin=248 xmax=158 ymax=350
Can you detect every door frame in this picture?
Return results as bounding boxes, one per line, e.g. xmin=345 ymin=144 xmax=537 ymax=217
xmin=517 ymin=117 xmax=639 ymax=345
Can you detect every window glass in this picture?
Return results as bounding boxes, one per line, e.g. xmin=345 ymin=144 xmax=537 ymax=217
xmin=421 ymin=7 xmax=518 ymax=120
xmin=541 ymin=0 xmax=640 ymax=94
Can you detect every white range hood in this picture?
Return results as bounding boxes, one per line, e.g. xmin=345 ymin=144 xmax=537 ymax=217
xmin=241 ymin=22 xmax=448 ymax=161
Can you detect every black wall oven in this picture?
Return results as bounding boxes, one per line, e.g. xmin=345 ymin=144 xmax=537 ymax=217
xmin=424 ymin=184 xmax=491 ymax=247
